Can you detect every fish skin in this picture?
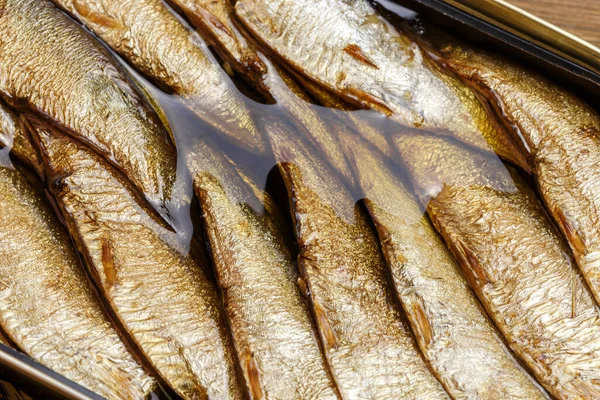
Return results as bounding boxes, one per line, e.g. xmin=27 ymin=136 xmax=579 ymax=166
xmin=436 ymin=42 xmax=600 ymax=311
xmin=165 ymin=0 xmax=269 ymax=94
xmin=264 ymin=116 xmax=447 ymax=399
xmin=188 ymin=138 xmax=339 ymax=400
xmin=235 ymin=0 xmax=528 ymax=171
xmin=0 ymin=164 xmax=155 ymax=400
xmin=395 ymin=133 xmax=600 ymax=400
xmin=341 ymin=133 xmax=546 ymax=399
xmin=52 ymin=0 xmax=265 ymax=154
xmin=0 ymin=104 xmax=42 ymax=175
xmin=0 ymin=0 xmax=176 ymax=210
xmin=33 ymin=125 xmax=244 ymax=400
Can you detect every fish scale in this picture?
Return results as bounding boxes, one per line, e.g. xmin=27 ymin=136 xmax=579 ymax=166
xmin=52 ymin=0 xmax=265 ymax=155
xmin=187 ymin=137 xmax=339 ymax=399
xmin=262 ymin=106 xmax=448 ymax=398
xmin=235 ymin=0 xmax=529 ymax=172
xmin=0 ymin=0 xmax=176 ymax=211
xmin=32 ymin=123 xmax=244 ymax=400
xmin=340 ymin=132 xmax=546 ymax=399
xmin=395 ymin=132 xmax=600 ymax=399
xmin=0 ymin=163 xmax=155 ymax=400
xmin=165 ymin=0 xmax=269 ymax=95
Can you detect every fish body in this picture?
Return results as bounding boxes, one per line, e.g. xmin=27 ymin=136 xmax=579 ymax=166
xmin=265 ymin=117 xmax=447 ymax=398
xmin=53 ymin=0 xmax=264 ymax=153
xmin=166 ymin=0 xmax=268 ymax=93
xmin=395 ymin=133 xmax=600 ymax=399
xmin=235 ymin=0 xmax=527 ymax=170
xmin=0 ymin=0 xmax=176 ymax=208
xmin=438 ymin=42 xmax=600 ymax=310
xmin=0 ymin=164 xmax=155 ymax=400
xmin=33 ymin=125 xmax=243 ymax=400
xmin=342 ymin=134 xmax=545 ymax=399
xmin=188 ymin=138 xmax=339 ymax=399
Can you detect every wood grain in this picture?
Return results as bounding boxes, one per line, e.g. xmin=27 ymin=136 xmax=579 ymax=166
xmin=509 ymin=0 xmax=600 ymax=47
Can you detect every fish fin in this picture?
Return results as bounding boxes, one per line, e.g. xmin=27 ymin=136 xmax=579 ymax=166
xmin=73 ymin=0 xmax=126 ymax=31
xmin=297 ymin=277 xmax=310 ymax=299
xmin=345 ymin=86 xmax=393 ymax=116
xmin=344 ymin=44 xmax=379 ymax=69
xmin=572 ymin=268 xmax=577 ymax=318
xmin=453 ymin=237 xmax=488 ymax=286
xmin=313 ymin=301 xmax=338 ymax=350
xmin=554 ymin=207 xmax=586 ymax=257
xmin=196 ymin=7 xmax=235 ymax=39
xmin=246 ymin=352 xmax=263 ymax=399
xmin=101 ymin=234 xmax=118 ymax=289
xmin=411 ymin=300 xmax=433 ymax=347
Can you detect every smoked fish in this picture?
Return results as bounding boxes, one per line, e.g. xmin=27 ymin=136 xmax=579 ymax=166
xmin=33 ymin=124 xmax=244 ymax=400
xmin=436 ymin=41 xmax=600 ymax=310
xmin=235 ymin=0 xmax=528 ymax=170
xmin=341 ymin=133 xmax=545 ymax=399
xmin=188 ymin=138 xmax=339 ymax=399
xmin=0 ymin=0 xmax=177 ymax=209
xmin=53 ymin=0 xmax=264 ymax=154
xmin=265 ymin=118 xmax=448 ymax=399
xmin=0 ymin=164 xmax=155 ymax=400
xmin=395 ymin=133 xmax=600 ymax=399
xmin=166 ymin=0 xmax=268 ymax=93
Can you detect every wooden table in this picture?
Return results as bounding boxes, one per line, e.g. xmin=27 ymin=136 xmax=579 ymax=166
xmin=509 ymin=0 xmax=600 ymax=46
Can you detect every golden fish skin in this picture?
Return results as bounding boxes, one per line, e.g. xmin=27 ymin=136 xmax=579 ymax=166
xmin=395 ymin=133 xmax=600 ymax=399
xmin=166 ymin=0 xmax=269 ymax=94
xmin=264 ymin=120 xmax=447 ymax=399
xmin=33 ymin=125 xmax=244 ymax=400
xmin=235 ymin=0 xmax=528 ymax=171
xmin=188 ymin=138 xmax=339 ymax=400
xmin=0 ymin=164 xmax=155 ymax=400
xmin=0 ymin=103 xmax=42 ymax=175
xmin=53 ymin=0 xmax=264 ymax=154
xmin=437 ymin=43 xmax=600 ymax=311
xmin=341 ymin=134 xmax=545 ymax=399
xmin=0 ymin=0 xmax=176 ymax=209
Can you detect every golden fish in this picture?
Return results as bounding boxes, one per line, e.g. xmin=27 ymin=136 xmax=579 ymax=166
xmin=264 ymin=116 xmax=448 ymax=398
xmin=32 ymin=124 xmax=244 ymax=400
xmin=53 ymin=0 xmax=265 ymax=154
xmin=0 ymin=164 xmax=155 ymax=400
xmin=341 ymin=133 xmax=545 ymax=399
xmin=166 ymin=0 xmax=269 ymax=94
xmin=436 ymin=41 xmax=600 ymax=311
xmin=0 ymin=103 xmax=42 ymax=175
xmin=0 ymin=0 xmax=176 ymax=210
xmin=188 ymin=137 xmax=339 ymax=399
xmin=235 ymin=0 xmax=528 ymax=171
xmin=395 ymin=132 xmax=600 ymax=399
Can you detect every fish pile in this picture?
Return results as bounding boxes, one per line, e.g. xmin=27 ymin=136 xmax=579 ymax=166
xmin=0 ymin=0 xmax=599 ymax=399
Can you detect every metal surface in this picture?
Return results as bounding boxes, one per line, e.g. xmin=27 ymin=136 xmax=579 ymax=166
xmin=0 ymin=345 xmax=104 ymax=400
xmin=388 ymin=0 xmax=600 ymax=94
